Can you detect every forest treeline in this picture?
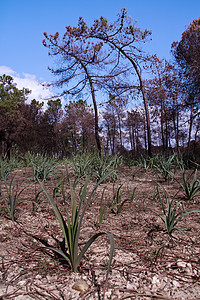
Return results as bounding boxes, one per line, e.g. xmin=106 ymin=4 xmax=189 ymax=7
xmin=1 ymin=10 xmax=200 ymax=159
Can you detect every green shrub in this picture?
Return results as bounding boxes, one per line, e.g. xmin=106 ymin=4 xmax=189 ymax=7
xmin=25 ymin=153 xmax=58 ymax=181
xmin=152 ymin=185 xmax=200 ymax=238
xmin=92 ymin=155 xmax=122 ymax=182
xmin=37 ymin=173 xmax=115 ymax=277
xmin=171 ymin=168 xmax=200 ymax=201
xmin=71 ymin=153 xmax=93 ymax=178
xmin=0 ymin=175 xmax=28 ymax=221
xmin=153 ymin=153 xmax=176 ymax=181
xmin=0 ymin=157 xmax=22 ymax=180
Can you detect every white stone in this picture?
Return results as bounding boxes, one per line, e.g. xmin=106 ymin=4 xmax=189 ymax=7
xmin=152 ymin=275 xmax=160 ymax=285
xmin=18 ymin=280 xmax=26 ymax=286
xmin=177 ymin=259 xmax=187 ymax=268
xmin=127 ymin=281 xmax=135 ymax=289
xmin=172 ymin=280 xmax=181 ymax=288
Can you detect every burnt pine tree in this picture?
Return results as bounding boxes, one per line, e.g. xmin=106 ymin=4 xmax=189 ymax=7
xmin=79 ymin=8 xmax=153 ymax=155
xmin=171 ymin=18 xmax=200 ymax=148
xmin=43 ymin=28 xmax=112 ymax=155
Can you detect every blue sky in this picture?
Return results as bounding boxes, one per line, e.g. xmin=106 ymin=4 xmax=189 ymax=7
xmin=0 ymin=0 xmax=200 ymax=102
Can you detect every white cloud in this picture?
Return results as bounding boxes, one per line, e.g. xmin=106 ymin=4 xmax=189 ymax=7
xmin=0 ymin=65 xmax=17 ymax=76
xmin=0 ymin=66 xmax=62 ymax=109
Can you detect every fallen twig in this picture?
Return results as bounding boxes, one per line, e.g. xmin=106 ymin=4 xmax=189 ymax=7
xmin=119 ymin=288 xmax=172 ymax=299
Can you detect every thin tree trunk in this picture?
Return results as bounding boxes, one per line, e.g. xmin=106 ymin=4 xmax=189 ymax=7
xmin=143 ymin=120 xmax=147 ymax=154
xmin=132 ymin=126 xmax=136 ymax=155
xmin=165 ymin=117 xmax=169 ymax=150
xmin=160 ymin=103 xmax=165 ymax=151
xmin=80 ymin=61 xmax=102 ymax=155
xmin=172 ymin=107 xmax=179 ymax=151
xmin=172 ymin=96 xmax=180 ymax=151
xmin=117 ymin=113 xmax=123 ymax=148
xmin=112 ymin=115 xmax=116 ymax=155
xmin=129 ymin=127 xmax=133 ymax=151
xmin=188 ymin=101 xmax=194 ymax=150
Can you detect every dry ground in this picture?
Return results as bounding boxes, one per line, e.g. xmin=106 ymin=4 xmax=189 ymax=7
xmin=0 ymin=164 xmax=200 ymax=299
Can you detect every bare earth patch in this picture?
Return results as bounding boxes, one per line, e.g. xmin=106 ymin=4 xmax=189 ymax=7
xmin=0 ymin=165 xmax=200 ymax=299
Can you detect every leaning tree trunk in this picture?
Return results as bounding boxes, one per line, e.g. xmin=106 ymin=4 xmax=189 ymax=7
xmin=80 ymin=60 xmax=102 ymax=155
xmin=111 ymin=46 xmax=152 ymax=156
